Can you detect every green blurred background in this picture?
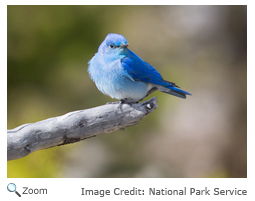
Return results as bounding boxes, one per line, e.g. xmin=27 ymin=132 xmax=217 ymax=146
xmin=7 ymin=5 xmax=247 ymax=178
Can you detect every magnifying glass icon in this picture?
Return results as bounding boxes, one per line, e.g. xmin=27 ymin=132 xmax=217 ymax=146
xmin=7 ymin=183 xmax=21 ymax=197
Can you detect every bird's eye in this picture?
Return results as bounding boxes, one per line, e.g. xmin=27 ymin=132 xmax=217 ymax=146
xmin=110 ymin=44 xmax=114 ymax=48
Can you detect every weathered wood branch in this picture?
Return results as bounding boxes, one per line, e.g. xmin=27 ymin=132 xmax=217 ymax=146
xmin=7 ymin=97 xmax=158 ymax=161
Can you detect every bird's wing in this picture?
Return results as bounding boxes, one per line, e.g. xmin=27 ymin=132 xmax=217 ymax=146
xmin=121 ymin=54 xmax=177 ymax=87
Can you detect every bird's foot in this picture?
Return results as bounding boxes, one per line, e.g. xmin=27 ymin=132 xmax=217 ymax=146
xmin=106 ymin=101 xmax=122 ymax=105
xmin=106 ymin=99 xmax=138 ymax=108
xmin=120 ymin=99 xmax=139 ymax=106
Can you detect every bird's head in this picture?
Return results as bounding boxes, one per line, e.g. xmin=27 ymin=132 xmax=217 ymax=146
xmin=98 ymin=33 xmax=129 ymax=57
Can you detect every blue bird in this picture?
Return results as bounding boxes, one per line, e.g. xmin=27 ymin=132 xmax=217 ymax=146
xmin=88 ymin=33 xmax=191 ymax=103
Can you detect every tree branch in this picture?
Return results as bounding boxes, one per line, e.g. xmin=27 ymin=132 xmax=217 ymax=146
xmin=7 ymin=97 xmax=158 ymax=161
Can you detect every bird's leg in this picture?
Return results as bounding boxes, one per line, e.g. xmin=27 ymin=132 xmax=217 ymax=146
xmin=120 ymin=99 xmax=136 ymax=106
xmin=117 ymin=99 xmax=138 ymax=110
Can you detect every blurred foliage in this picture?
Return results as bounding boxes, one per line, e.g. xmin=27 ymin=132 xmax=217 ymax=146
xmin=7 ymin=5 xmax=246 ymax=178
xmin=7 ymin=146 xmax=62 ymax=178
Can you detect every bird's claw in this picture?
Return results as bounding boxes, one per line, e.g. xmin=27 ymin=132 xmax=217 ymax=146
xmin=106 ymin=101 xmax=121 ymax=105
xmin=106 ymin=99 xmax=138 ymax=110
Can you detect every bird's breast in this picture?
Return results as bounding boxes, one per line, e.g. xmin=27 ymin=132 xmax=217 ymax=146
xmin=88 ymin=57 xmax=148 ymax=101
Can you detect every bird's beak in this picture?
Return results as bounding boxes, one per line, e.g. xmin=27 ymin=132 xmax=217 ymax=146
xmin=120 ymin=43 xmax=129 ymax=48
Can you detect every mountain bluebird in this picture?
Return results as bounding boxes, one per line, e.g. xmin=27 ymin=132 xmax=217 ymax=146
xmin=88 ymin=33 xmax=191 ymax=103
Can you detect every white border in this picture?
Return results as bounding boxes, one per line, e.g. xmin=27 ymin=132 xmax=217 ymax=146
xmin=2 ymin=1 xmax=254 ymax=200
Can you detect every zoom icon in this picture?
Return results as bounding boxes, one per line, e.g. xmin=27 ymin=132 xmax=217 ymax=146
xmin=7 ymin=183 xmax=21 ymax=197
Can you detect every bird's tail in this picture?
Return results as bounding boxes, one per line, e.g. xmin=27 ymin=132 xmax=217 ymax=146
xmin=158 ymin=86 xmax=192 ymax=99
